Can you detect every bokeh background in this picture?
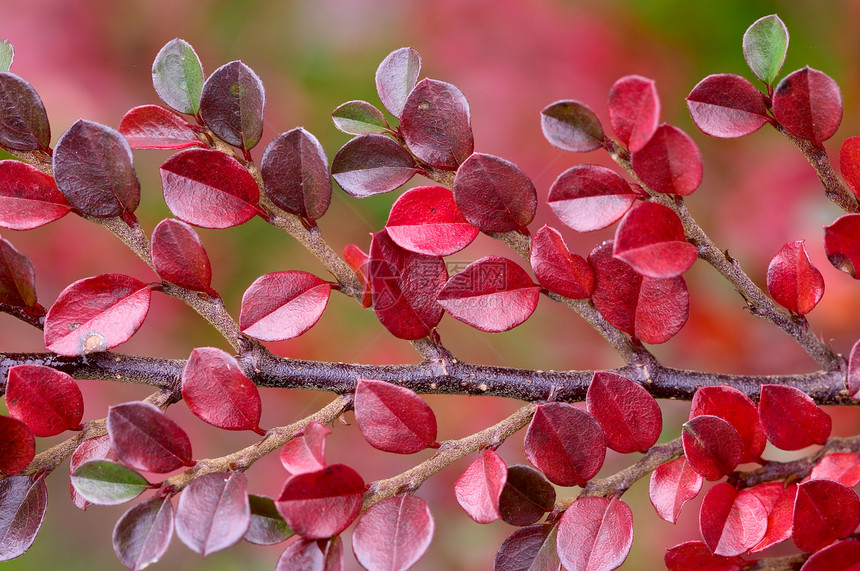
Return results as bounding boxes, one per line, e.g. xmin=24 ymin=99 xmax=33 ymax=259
xmin=3 ymin=0 xmax=860 ymax=569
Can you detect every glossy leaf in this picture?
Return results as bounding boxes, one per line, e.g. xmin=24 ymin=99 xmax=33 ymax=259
xmin=613 ymin=201 xmax=697 ymax=279
xmin=607 ymin=75 xmax=660 ymax=152
xmin=766 ymin=240 xmax=824 ymax=315
xmin=772 ymin=67 xmax=842 ymax=144
xmin=239 ymin=271 xmax=331 ymax=342
xmin=437 ymin=256 xmax=540 ymax=333
xmin=649 ymin=457 xmax=703 ymax=524
xmin=0 ymin=160 xmax=71 ymax=230
xmin=494 ymin=525 xmax=561 ymax=571
xmin=824 ymin=214 xmax=860 ymax=278
xmin=200 ymin=60 xmax=265 ymax=150
xmin=530 ymin=225 xmax=594 ymax=299
xmin=152 ymin=38 xmax=204 ymax=115
xmin=5 ymin=364 xmax=83 ymax=437
xmin=375 ymin=47 xmax=421 ymax=118
xmin=69 ymin=435 xmax=116 ymax=510
xmin=160 ymin=148 xmax=261 ymax=228
xmin=631 ymin=124 xmax=702 ymax=196
xmin=682 ymin=415 xmax=743 ymax=481
xmin=261 ymin=128 xmax=332 ymax=222
xmin=0 ymin=40 xmax=12 ymax=72
xmin=0 ymin=475 xmax=47 ymax=561
xmin=800 ymin=539 xmax=860 ymax=571
xmin=751 ymin=482 xmax=797 ymax=553
xmin=810 ymin=452 xmax=860 ymax=487
xmin=280 ymin=421 xmax=331 ymax=475
xmin=586 ymin=371 xmax=661 ymax=453
xmin=547 ymin=164 xmax=638 ymax=233
xmin=743 ymin=14 xmax=789 ymax=85
xmin=175 ymin=472 xmax=250 ymax=556
xmin=758 ymin=384 xmax=831 ymax=450
xmin=44 ymin=274 xmax=152 ymax=357
xmin=276 ymin=537 xmax=343 ymax=571
xmin=400 ymin=78 xmax=473 ymax=170
xmin=0 ymin=416 xmax=34 ymax=476
xmin=182 ymin=347 xmax=263 ymax=433
xmin=524 ymin=402 xmax=605 ymax=487
xmin=107 ymin=401 xmax=194 ymax=473
xmin=150 ymin=218 xmax=214 ymax=294
xmin=699 ymin=483 xmax=767 ymax=557
xmin=540 ymin=100 xmax=604 ymax=152
xmin=793 ymin=479 xmax=860 ymax=553
xmin=0 ymin=72 xmax=50 ymax=151
xmin=498 ymin=465 xmax=556 ymax=527
xmin=689 ymin=385 xmax=766 ymax=464
xmin=0 ymin=236 xmax=37 ymax=308
xmin=112 ymin=496 xmax=174 ymax=571
xmin=840 ymin=137 xmax=860 ymax=199
xmin=118 ymin=105 xmax=203 ymax=150
xmin=454 ymin=450 xmax=507 ymax=524
xmin=331 ymin=100 xmax=390 ymax=135
xmin=385 ymin=185 xmax=478 ymax=256
xmin=452 ymin=152 xmax=537 ymax=234
xmin=556 ymin=497 xmax=633 ymax=571
xmin=664 ymin=540 xmax=746 ymax=571
xmin=70 ymin=460 xmax=149 ymax=506
xmin=53 ymin=119 xmax=141 ymax=218
xmin=245 ymin=494 xmax=293 ymax=546
xmin=331 ymin=134 xmax=418 ymax=198
xmin=687 ymin=74 xmax=769 ymax=138
xmin=354 ymin=378 xmax=437 ymax=454
xmin=353 ymin=494 xmax=434 ymax=571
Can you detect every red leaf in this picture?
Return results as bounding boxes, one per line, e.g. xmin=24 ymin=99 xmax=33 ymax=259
xmin=331 ymin=134 xmax=418 ymax=198
xmin=43 ymin=274 xmax=152 ymax=357
xmin=772 ymin=67 xmax=842 ymax=143
xmin=824 ymin=214 xmax=860 ymax=278
xmin=0 ymin=72 xmax=50 ymax=151
xmin=343 ymin=243 xmax=372 ymax=308
xmin=547 ymin=164 xmax=638 ymax=232
xmin=664 ymin=541 xmax=746 ymax=571
xmin=400 ymin=78 xmax=473 ymax=170
xmin=240 ymin=271 xmax=331 ymax=341
xmin=182 ymin=347 xmax=263 ymax=433
xmin=850 ymin=339 xmax=860 ymax=399
xmin=682 ymin=415 xmax=743 ymax=481
xmin=160 ymin=148 xmax=261 ymax=229
xmin=649 ymin=457 xmax=703 ymax=524
xmin=112 ymin=496 xmax=174 ymax=571
xmin=107 ymin=401 xmax=194 ymax=473
xmin=275 ymin=464 xmax=365 ymax=540
xmin=631 ymin=124 xmax=703 ymax=196
xmin=69 ymin=435 xmax=117 ymax=510
xmin=0 ymin=416 xmax=34 ymax=475
xmin=840 ymin=137 xmax=860 ymax=199
xmin=800 ymin=539 xmax=860 ymax=571
xmin=276 ymin=537 xmax=343 ymax=571
xmin=540 ymin=100 xmax=605 ymax=152
xmin=375 ymin=47 xmax=421 ymax=118
xmin=175 ymin=472 xmax=250 ymax=556
xmin=589 ymin=240 xmax=689 ymax=344
xmin=810 ymin=452 xmax=860 ymax=487
xmin=385 ymin=185 xmax=478 ymax=256
xmin=556 ymin=497 xmax=633 ymax=571
xmin=0 ymin=160 xmax=71 ymax=230
xmin=454 ymin=450 xmax=507 ymax=524
xmin=437 ymin=256 xmax=540 ymax=333
xmin=200 ymin=60 xmax=265 ymax=150
xmin=498 ymin=465 xmax=556 ymax=527
xmin=118 ymin=105 xmax=204 ymax=150
xmin=494 ymin=525 xmax=561 ymax=571
xmin=758 ymin=384 xmax=831 ymax=451
xmin=751 ymin=483 xmax=797 ymax=553
xmin=354 ymin=378 xmax=437 ymax=454
xmin=530 ymin=225 xmax=594 ymax=299
xmin=261 ymin=128 xmax=332 ymax=222
xmin=524 ymin=402 xmax=605 ymax=487
xmin=5 ymin=364 xmax=83 ymax=436
xmin=766 ymin=240 xmax=824 ymax=315
xmin=690 ymin=385 xmax=767 ymax=464
xmin=151 ymin=218 xmax=214 ymax=295
xmin=613 ymin=201 xmax=697 ymax=279
xmin=793 ymin=479 xmax=860 ymax=553
xmin=0 ymin=475 xmax=48 ymax=561
xmin=0 ymin=236 xmax=38 ymax=308
xmin=699 ymin=483 xmax=767 ymax=557
xmin=608 ymin=75 xmax=660 ymax=152
xmin=686 ymin=74 xmax=770 ymax=138
xmin=280 ymin=421 xmax=331 ymax=475
xmin=452 ymin=153 xmax=537 ymax=234
xmin=586 ymin=371 xmax=661 ymax=453
xmin=353 ymin=494 xmax=434 ymax=571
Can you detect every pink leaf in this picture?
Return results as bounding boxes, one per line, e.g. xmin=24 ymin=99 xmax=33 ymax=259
xmin=276 ymin=537 xmax=343 ymax=571
xmin=682 ymin=415 xmax=743 ymax=481
xmin=118 ymin=104 xmax=203 ymax=150
xmin=547 ymin=164 xmax=638 ymax=233
xmin=261 ymin=127 xmax=332 ymax=222
xmin=699 ymin=483 xmax=767 ymax=557
xmin=766 ymin=240 xmax=824 ymax=314
xmin=772 ymin=67 xmax=842 ymax=144
xmin=454 ymin=450 xmax=507 ymax=524
xmin=631 ymin=124 xmax=703 ymax=196
xmin=385 ymin=185 xmax=478 ymax=256
xmin=175 ymin=472 xmax=250 ymax=556
xmin=151 ymin=218 xmax=215 ymax=295
xmin=354 ymin=378 xmax=437 ymax=454
xmin=810 ymin=452 xmax=860 ymax=487
xmin=530 ymin=225 xmax=594 ymax=299
xmin=540 ymin=100 xmax=605 ymax=152
xmin=106 ymin=401 xmax=194 ymax=473
xmin=800 ymin=539 xmax=860 ymax=571
xmin=400 ymin=78 xmax=473 ymax=170
xmin=793 ymin=479 xmax=860 ymax=553
xmin=239 ymin=271 xmax=331 ymax=341
xmin=375 ymin=47 xmax=421 ymax=118
xmin=0 ymin=416 xmax=34 ymax=475
xmin=690 ymin=385 xmax=766 ymax=464
xmin=751 ymin=483 xmax=797 ymax=553
xmin=758 ymin=384 xmax=831 ymax=450
xmin=649 ymin=457 xmax=703 ymax=524
xmin=112 ymin=496 xmax=175 ymax=570
xmin=608 ymin=75 xmax=660 ymax=152
xmin=5 ymin=364 xmax=83 ymax=436
xmin=556 ymin=497 xmax=633 ymax=571
xmin=331 ymin=134 xmax=418 ymax=198
xmin=280 ymin=421 xmax=331 ymax=475
xmin=840 ymin=137 xmax=860 ymax=199
xmin=613 ymin=201 xmax=697 ymax=279
xmin=586 ymin=371 xmax=661 ymax=453
xmin=0 ymin=475 xmax=48 ymax=562
xmin=664 ymin=541 xmax=746 ymax=571
xmin=352 ymin=494 xmax=434 ymax=571
xmin=0 ymin=160 xmax=70 ymax=230
xmin=686 ymin=74 xmax=770 ymax=138
xmin=824 ymin=214 xmax=860 ymax=278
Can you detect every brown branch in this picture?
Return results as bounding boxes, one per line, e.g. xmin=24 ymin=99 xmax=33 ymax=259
xmin=576 ymin=438 xmax=683 ymax=500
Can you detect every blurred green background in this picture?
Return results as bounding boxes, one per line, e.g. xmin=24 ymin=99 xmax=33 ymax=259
xmin=3 ymin=0 xmax=860 ymax=569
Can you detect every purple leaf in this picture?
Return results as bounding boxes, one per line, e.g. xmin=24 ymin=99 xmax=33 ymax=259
xmin=0 ymin=236 xmax=38 ymax=309
xmin=375 ymin=47 xmax=421 ymax=118
xmin=331 ymin=100 xmax=390 ymax=136
xmin=331 ymin=134 xmax=418 ymax=198
xmin=498 ymin=465 xmax=556 ymax=527
xmin=353 ymin=495 xmax=434 ymax=571
xmin=261 ymin=128 xmax=332 ymax=222
xmin=200 ymin=60 xmax=265 ymax=150
xmin=107 ymin=401 xmax=194 ymax=473
xmin=112 ymin=496 xmax=174 ymax=571
xmin=540 ymin=100 xmax=604 ymax=152
xmin=175 ymin=472 xmax=251 ymax=556
xmin=0 ymin=475 xmax=48 ymax=561
xmin=494 ymin=525 xmax=561 ymax=571
xmin=0 ymin=72 xmax=50 ymax=151
xmin=245 ymin=494 xmax=293 ymax=546
xmin=400 ymin=78 xmax=473 ymax=170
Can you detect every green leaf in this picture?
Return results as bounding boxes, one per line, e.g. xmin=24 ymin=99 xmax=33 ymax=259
xmin=70 ymin=460 xmax=150 ymax=506
xmin=0 ymin=40 xmax=13 ymax=72
xmin=152 ymin=39 xmax=204 ymax=115
xmin=245 ymin=494 xmax=293 ymax=545
xmin=332 ymin=100 xmax=390 ymax=136
xmin=743 ymin=14 xmax=789 ymax=86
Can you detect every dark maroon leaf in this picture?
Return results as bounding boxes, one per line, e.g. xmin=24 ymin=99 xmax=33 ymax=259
xmin=107 ymin=401 xmax=194 ymax=473
xmin=586 ymin=371 xmax=662 ymax=453
xmin=182 ymin=347 xmax=263 ymax=434
xmin=556 ymin=497 xmax=633 ymax=571
xmin=613 ymin=201 xmax=697 ymax=279
xmin=331 ymin=134 xmax=418 ymax=198
xmin=400 ymin=78 xmax=473 ymax=170
xmin=245 ymin=494 xmax=293 ymax=545
xmin=200 ymin=60 xmax=265 ymax=150
xmin=437 ymin=256 xmax=540 ymax=333
xmin=375 ymin=47 xmax=421 ymax=118
xmin=280 ymin=421 xmax=331 ymax=475
xmin=151 ymin=38 xmax=204 ymax=115
xmin=547 ymin=164 xmax=638 ymax=232
xmin=824 ymin=214 xmax=860 ymax=278
xmin=331 ymin=100 xmax=390 ymax=136
xmin=665 ymin=541 xmax=746 ymax=571
xmin=540 ymin=100 xmax=604 ymax=152
xmin=0 ymin=475 xmax=48 ymax=561
xmin=793 ymin=479 xmax=860 ymax=553
xmin=530 ymin=225 xmax=594 ymax=299
xmin=524 ymin=402 xmax=605 ymax=487
xmin=687 ymin=74 xmax=770 ymax=138
xmin=112 ymin=496 xmax=174 ymax=571
xmin=69 ymin=435 xmax=117 ymax=510
xmin=689 ymin=385 xmax=766 ymax=464
xmin=758 ymin=384 xmax=831 ymax=450
xmin=160 ymin=148 xmax=261 ymax=228
xmin=699 ymin=483 xmax=767 ymax=557
xmin=851 ymin=339 xmax=860 ymax=399
xmin=649 ymin=457 xmax=703 ymax=524
xmin=118 ymin=105 xmax=204 ymax=150
xmin=239 ymin=271 xmax=331 ymax=342
xmin=498 ymin=465 xmax=556 ymax=527
xmin=353 ymin=494 xmax=434 ymax=571
xmin=494 ymin=524 xmax=561 ymax=571
xmin=0 ymin=72 xmax=50 ymax=151
xmin=631 ymin=124 xmax=703 ymax=196
xmin=608 ymin=75 xmax=660 ymax=152
xmin=53 ymin=119 xmax=141 ymax=218
xmin=385 ymin=185 xmax=478 ymax=256
xmin=0 ymin=416 xmax=34 ymax=476
xmin=452 ymin=153 xmax=537 ymax=234
xmin=454 ymin=449 xmax=506 ymax=524
xmin=261 ymin=128 xmax=331 ymax=222
xmin=5 ymin=364 xmax=83 ymax=436
xmin=275 ymin=464 xmax=365 ymax=540
xmin=276 ymin=537 xmax=343 ymax=571
xmin=682 ymin=415 xmax=743 ymax=481
xmin=772 ymin=67 xmax=842 ymax=143
xmin=151 ymin=218 xmax=215 ymax=295
xmin=175 ymin=472 xmax=250 ymax=556
xmin=751 ymin=482 xmax=796 ymax=552
xmin=589 ymin=240 xmax=689 ymax=344
xmin=354 ymin=378 xmax=437 ymax=454
xmin=766 ymin=240 xmax=824 ymax=315
xmin=0 ymin=236 xmax=37 ymax=308
xmin=840 ymin=137 xmax=860 ymax=199
xmin=810 ymin=452 xmax=860 ymax=487
xmin=0 ymin=160 xmax=71 ymax=230
xmin=43 ymin=274 xmax=152 ymax=357
xmin=800 ymin=539 xmax=860 ymax=571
